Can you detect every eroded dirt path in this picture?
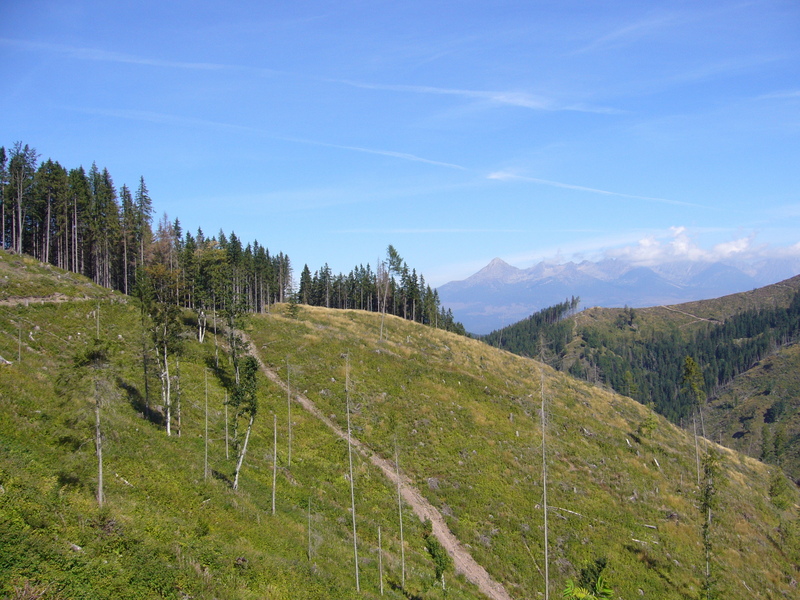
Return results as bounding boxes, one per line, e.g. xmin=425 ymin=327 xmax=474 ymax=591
xmin=245 ymin=336 xmax=514 ymax=600
xmin=0 ymin=293 xmax=100 ymax=306
xmin=657 ymin=304 xmax=721 ymax=324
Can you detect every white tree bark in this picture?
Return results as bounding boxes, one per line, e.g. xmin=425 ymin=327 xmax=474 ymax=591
xmin=95 ymin=379 xmax=104 ymax=508
xmin=233 ymin=413 xmax=254 ymax=491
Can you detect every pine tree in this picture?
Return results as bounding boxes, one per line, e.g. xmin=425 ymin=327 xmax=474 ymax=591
xmin=32 ymin=159 xmax=68 ymax=265
xmin=134 ymin=176 xmax=153 ymax=270
xmin=0 ymin=146 xmax=7 ymax=249
xmin=8 ymin=142 xmax=39 ymax=254
xmin=299 ymin=264 xmax=313 ymax=304
xmin=67 ymin=167 xmax=90 ymax=274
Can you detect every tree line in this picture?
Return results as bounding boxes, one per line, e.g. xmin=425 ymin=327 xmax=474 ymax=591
xmin=482 ymin=296 xmax=580 ymax=356
xmin=0 ymin=141 xmax=462 ymax=333
xmin=297 ymin=254 xmax=464 ymax=334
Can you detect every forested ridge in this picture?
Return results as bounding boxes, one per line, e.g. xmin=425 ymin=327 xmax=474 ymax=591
xmin=484 ymin=288 xmax=800 ymax=424
xmin=0 ymin=141 xmax=462 ymax=333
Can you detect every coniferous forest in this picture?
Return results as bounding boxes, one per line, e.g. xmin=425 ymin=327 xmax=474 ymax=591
xmin=0 ymin=141 xmax=463 ymax=334
xmin=484 ymin=291 xmax=800 ymax=424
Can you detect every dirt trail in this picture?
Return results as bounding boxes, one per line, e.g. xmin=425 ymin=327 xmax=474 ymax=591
xmin=244 ymin=336 xmax=514 ymax=600
xmin=0 ymin=293 xmax=96 ymax=307
xmin=657 ymin=305 xmax=720 ymax=324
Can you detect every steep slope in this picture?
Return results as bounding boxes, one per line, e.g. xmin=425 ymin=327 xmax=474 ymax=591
xmin=0 ymin=253 xmax=798 ymax=599
xmin=0 ymin=259 xmax=481 ymax=599
xmin=484 ymin=275 xmax=800 ymax=480
xmin=705 ymin=342 xmax=800 ymax=480
xmin=248 ymin=305 xmax=800 ymax=599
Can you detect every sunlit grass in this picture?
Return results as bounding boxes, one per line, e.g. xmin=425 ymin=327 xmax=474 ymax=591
xmin=0 ymin=259 xmax=798 ymax=599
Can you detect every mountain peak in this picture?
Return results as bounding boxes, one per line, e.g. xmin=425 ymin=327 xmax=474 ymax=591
xmin=486 ymin=256 xmax=511 ymax=270
xmin=438 ymin=256 xmax=800 ymax=334
xmin=468 ymin=257 xmax=520 ymax=284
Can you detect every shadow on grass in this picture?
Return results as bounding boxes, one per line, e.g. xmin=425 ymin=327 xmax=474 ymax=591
xmin=118 ymin=377 xmax=163 ymax=427
xmin=623 ymin=543 xmax=681 ymax=594
xmin=212 ymin=469 xmax=233 ymax=487
xmin=205 ymin=354 xmax=234 ymax=394
xmin=389 ymin=580 xmax=423 ymax=600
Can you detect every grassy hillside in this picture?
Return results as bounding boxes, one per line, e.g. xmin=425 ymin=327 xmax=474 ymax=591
xmin=249 ymin=306 xmax=800 ymax=598
xmin=483 ymin=277 xmax=800 ymax=477
xmin=1 ymin=253 xmax=799 ymax=599
xmin=705 ymin=342 xmax=800 ymax=479
xmin=0 ymin=263 xmax=471 ymax=599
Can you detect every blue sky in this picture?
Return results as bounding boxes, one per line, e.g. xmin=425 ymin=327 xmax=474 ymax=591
xmin=1 ymin=1 xmax=799 ymax=286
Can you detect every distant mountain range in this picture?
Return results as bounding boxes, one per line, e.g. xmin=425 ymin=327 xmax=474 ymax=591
xmin=437 ymin=256 xmax=800 ymax=334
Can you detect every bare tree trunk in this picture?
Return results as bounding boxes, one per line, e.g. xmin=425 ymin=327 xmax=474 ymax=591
xmin=232 ymin=412 xmax=254 ymax=491
xmin=198 ymin=310 xmax=206 ymax=343
xmin=175 ymin=357 xmax=181 ymax=437
xmin=95 ymin=380 xmax=104 ymax=507
xmin=694 ymin=412 xmax=701 ymax=485
xmin=272 ymin=413 xmax=277 ymax=515
xmin=395 ymin=443 xmax=406 ymax=589
xmin=123 ymin=233 xmax=128 ymax=295
xmin=161 ymin=340 xmax=171 ymax=436
xmin=16 ymin=185 xmax=23 ymax=254
xmin=378 ymin=525 xmax=384 ymax=596
xmin=307 ymin=496 xmax=312 ymax=560
xmin=44 ymin=195 xmax=51 ymax=264
xmin=213 ymin=307 xmax=219 ymax=369
xmin=204 ymin=369 xmax=209 ymax=481
xmin=541 ymin=365 xmax=549 ymax=600
xmin=287 ymin=358 xmax=292 ymax=467
xmin=346 ymin=355 xmax=360 ymax=592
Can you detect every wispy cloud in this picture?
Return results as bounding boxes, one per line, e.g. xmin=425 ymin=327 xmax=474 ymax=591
xmin=757 ymin=89 xmax=800 ymax=101
xmin=487 ymin=171 xmax=705 ymax=208
xmin=71 ymin=107 xmax=465 ymax=170
xmin=289 ymin=138 xmax=466 ymax=170
xmin=572 ymin=12 xmax=682 ymax=55
xmin=332 ymin=80 xmax=621 ymax=114
xmin=335 ymin=228 xmax=523 ymax=234
xmin=0 ymin=37 xmax=280 ymax=75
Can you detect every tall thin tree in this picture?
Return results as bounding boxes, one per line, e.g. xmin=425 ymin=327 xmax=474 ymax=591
xmin=287 ymin=357 xmax=293 ymax=467
xmin=232 ymin=356 xmax=258 ymax=491
xmin=540 ymin=363 xmax=550 ymax=600
xmin=272 ymin=413 xmax=277 ymax=515
xmin=395 ymin=441 xmax=406 ymax=589
xmin=204 ymin=368 xmax=209 ymax=481
xmin=345 ymin=353 xmax=360 ymax=591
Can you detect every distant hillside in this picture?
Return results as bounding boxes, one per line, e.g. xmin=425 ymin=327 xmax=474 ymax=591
xmin=438 ymin=256 xmax=800 ymax=334
xmin=483 ymin=275 xmax=800 ymax=481
xmin=705 ymin=342 xmax=800 ymax=482
xmin=1 ymin=252 xmax=799 ymax=599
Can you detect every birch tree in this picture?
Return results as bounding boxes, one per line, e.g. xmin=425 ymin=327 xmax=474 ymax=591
xmin=60 ymin=337 xmax=114 ymax=507
xmin=232 ymin=356 xmax=259 ymax=491
xmin=142 ymin=263 xmax=182 ymax=435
